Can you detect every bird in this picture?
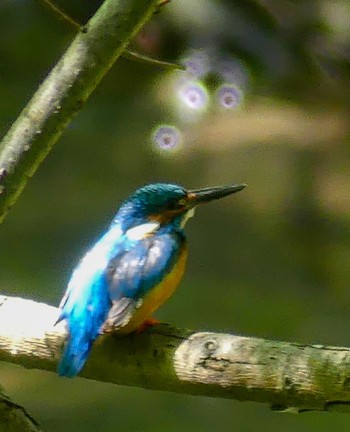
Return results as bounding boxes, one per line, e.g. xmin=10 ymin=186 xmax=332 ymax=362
xmin=56 ymin=182 xmax=246 ymax=377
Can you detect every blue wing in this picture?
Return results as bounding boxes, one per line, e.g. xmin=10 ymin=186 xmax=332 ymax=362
xmin=104 ymin=231 xmax=185 ymax=329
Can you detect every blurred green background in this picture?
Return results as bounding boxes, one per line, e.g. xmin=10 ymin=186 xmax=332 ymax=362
xmin=1 ymin=0 xmax=350 ymax=430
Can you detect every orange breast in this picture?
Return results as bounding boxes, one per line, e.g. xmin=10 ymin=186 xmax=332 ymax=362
xmin=117 ymin=246 xmax=188 ymax=334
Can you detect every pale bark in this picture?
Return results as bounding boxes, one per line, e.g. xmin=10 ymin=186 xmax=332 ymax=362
xmin=0 ymin=295 xmax=350 ymax=413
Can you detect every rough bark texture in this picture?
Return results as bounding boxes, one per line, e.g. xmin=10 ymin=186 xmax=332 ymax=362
xmin=0 ymin=0 xmax=159 ymax=224
xmin=1 ymin=295 xmax=350 ymax=413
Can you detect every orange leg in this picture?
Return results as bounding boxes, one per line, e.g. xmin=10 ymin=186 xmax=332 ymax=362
xmin=135 ymin=317 xmax=160 ymax=334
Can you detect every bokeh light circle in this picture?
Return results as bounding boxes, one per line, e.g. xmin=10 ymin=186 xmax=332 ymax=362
xmin=178 ymin=81 xmax=209 ymax=111
xmin=216 ymin=84 xmax=242 ymax=109
xmin=151 ymin=125 xmax=182 ymax=151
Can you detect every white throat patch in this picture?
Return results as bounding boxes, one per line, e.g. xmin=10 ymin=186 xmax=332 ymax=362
xmin=180 ymin=207 xmax=196 ymax=228
xmin=126 ymin=222 xmax=160 ymax=241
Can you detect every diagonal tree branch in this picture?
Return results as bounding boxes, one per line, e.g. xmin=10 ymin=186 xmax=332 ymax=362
xmin=0 ymin=392 xmax=41 ymax=432
xmin=0 ymin=0 xmax=160 ymax=224
xmin=1 ymin=295 xmax=350 ymax=413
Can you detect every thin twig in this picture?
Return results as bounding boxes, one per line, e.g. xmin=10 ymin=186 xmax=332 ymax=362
xmin=123 ymin=49 xmax=185 ymax=70
xmin=38 ymin=0 xmax=184 ymax=70
xmin=39 ymin=0 xmax=81 ymax=30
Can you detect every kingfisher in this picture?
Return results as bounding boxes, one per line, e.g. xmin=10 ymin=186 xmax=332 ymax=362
xmin=57 ymin=182 xmax=246 ymax=377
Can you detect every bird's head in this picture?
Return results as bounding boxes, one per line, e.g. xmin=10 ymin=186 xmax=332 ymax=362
xmin=115 ymin=182 xmax=246 ymax=233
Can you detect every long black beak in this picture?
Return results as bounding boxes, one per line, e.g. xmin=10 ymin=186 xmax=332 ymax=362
xmin=187 ymin=184 xmax=246 ymax=205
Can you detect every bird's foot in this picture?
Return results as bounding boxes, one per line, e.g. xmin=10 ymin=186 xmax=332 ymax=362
xmin=135 ymin=317 xmax=160 ymax=334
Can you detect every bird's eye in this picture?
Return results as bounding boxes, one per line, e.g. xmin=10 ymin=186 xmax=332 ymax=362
xmin=168 ymin=198 xmax=186 ymax=210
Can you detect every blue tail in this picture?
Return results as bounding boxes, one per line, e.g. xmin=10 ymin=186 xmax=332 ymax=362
xmin=58 ymin=324 xmax=95 ymax=377
xmin=57 ymin=226 xmax=120 ymax=377
xmin=57 ymin=286 xmax=111 ymax=377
